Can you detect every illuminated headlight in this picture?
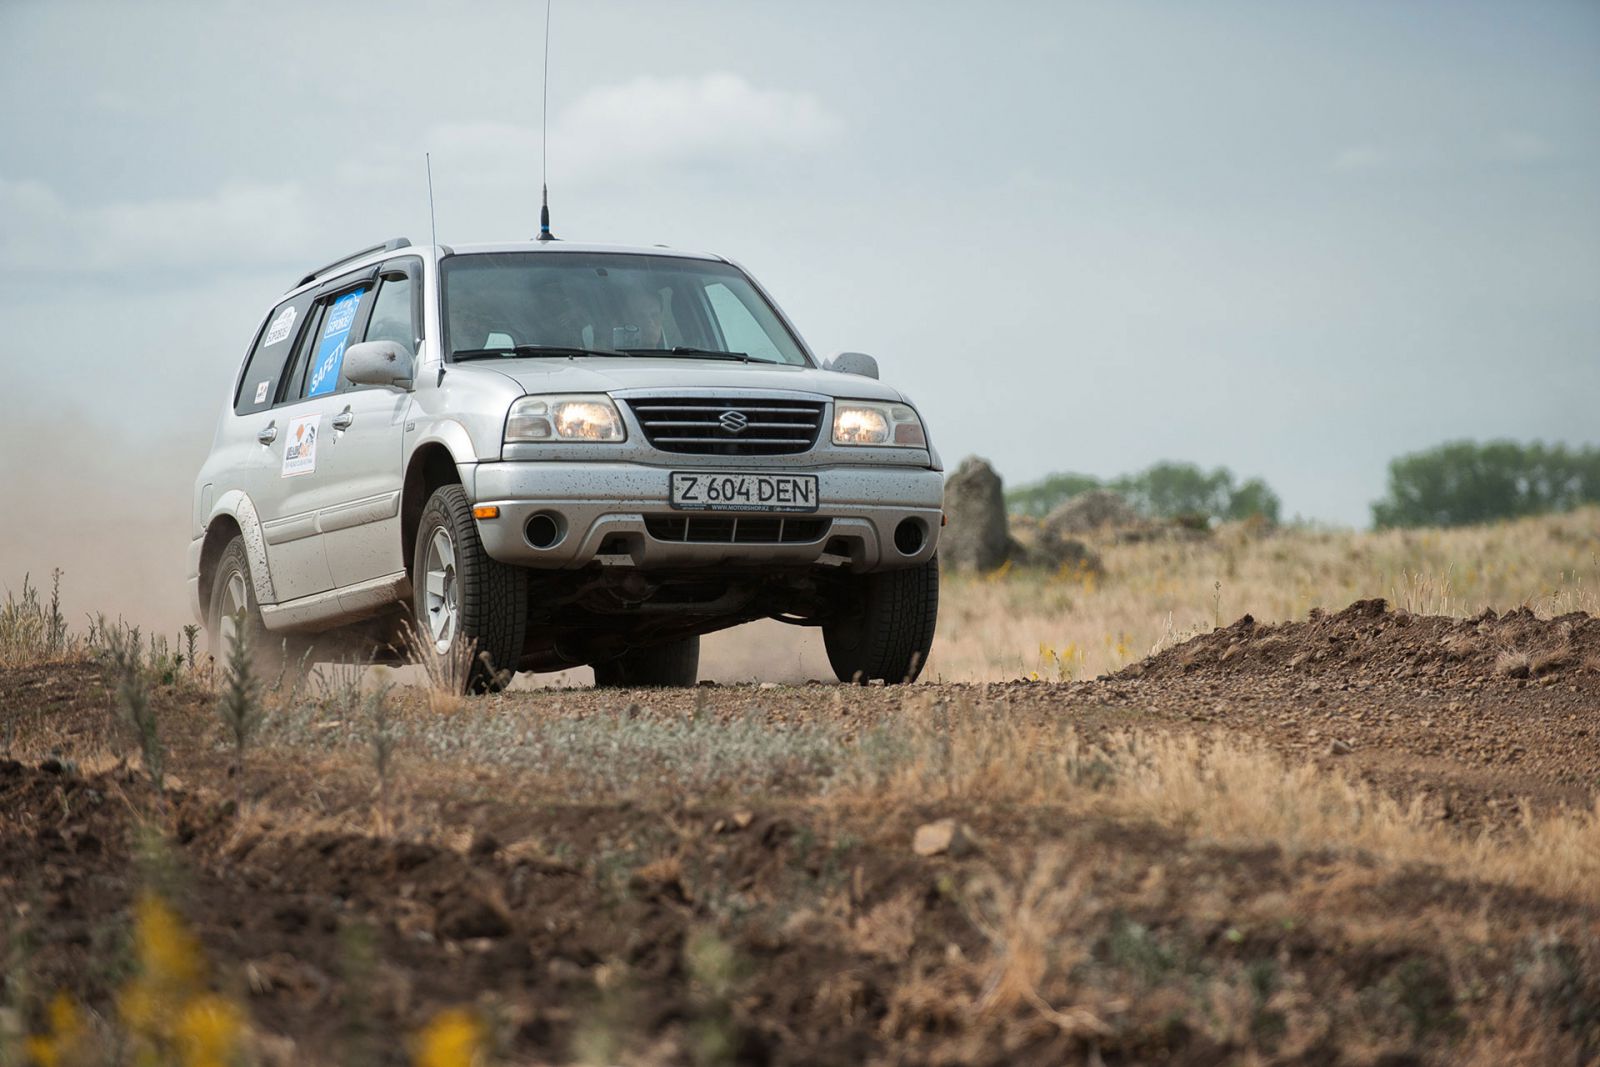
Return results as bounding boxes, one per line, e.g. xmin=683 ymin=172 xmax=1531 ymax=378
xmin=505 ymin=395 xmax=626 ymax=442
xmin=832 ymin=401 xmax=926 ymax=447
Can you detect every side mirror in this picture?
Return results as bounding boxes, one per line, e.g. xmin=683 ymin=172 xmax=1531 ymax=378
xmin=343 ymin=341 xmax=413 ymax=389
xmin=827 ymin=351 xmax=880 ymax=379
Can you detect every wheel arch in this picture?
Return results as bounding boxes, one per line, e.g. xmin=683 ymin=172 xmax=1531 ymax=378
xmin=198 ymin=491 xmax=275 ymax=615
xmin=402 ymin=442 xmax=469 ymax=583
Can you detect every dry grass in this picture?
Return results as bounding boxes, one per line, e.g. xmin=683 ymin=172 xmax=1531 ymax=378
xmin=963 ymin=848 xmax=1107 ymax=1036
xmin=0 ymin=570 xmax=75 ymax=669
xmin=1494 ymin=649 xmax=1533 ymax=678
xmin=835 ymin=695 xmax=1600 ymax=906
xmin=928 ymin=506 xmax=1600 ymax=681
xmin=240 ymin=675 xmax=1600 ymax=909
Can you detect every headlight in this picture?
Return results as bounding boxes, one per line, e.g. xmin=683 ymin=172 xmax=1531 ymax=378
xmin=505 ymin=395 xmax=626 ymax=442
xmin=832 ymin=401 xmax=926 ymax=447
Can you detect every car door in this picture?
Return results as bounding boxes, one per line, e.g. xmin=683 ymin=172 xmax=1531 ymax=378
xmin=220 ymin=291 xmax=321 ymax=607
xmin=256 ymin=272 xmax=378 ymax=602
xmin=317 ymin=257 xmax=419 ymax=594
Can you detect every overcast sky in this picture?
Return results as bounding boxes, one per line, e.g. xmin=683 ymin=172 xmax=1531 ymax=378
xmin=3 ymin=0 xmax=1598 ymax=531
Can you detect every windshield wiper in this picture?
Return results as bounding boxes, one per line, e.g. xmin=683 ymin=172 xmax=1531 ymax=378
xmin=452 ymin=344 xmax=629 ymax=361
xmin=619 ymin=346 xmax=777 ymax=364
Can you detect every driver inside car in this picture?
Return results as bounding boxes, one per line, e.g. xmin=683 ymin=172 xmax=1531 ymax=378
xmin=612 ymin=287 xmax=667 ymax=351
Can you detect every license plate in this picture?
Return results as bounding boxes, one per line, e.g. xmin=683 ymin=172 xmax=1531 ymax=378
xmin=669 ymin=472 xmax=819 ymax=512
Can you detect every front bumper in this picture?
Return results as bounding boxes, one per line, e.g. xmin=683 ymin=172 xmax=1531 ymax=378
xmin=471 ymin=462 xmax=943 ymax=571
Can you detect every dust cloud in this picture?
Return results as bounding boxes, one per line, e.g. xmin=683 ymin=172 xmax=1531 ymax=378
xmin=0 ymin=415 xmax=205 ymax=639
xmin=0 ymin=415 xmax=835 ymax=683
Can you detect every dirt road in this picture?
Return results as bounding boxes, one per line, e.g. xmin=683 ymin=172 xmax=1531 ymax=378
xmin=3 ymin=599 xmax=1598 ymax=1065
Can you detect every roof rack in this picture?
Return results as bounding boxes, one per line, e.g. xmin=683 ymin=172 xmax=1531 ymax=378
xmin=292 ymin=237 xmax=412 ymax=290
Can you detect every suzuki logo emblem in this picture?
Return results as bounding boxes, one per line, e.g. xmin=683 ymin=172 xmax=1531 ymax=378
xmin=718 ymin=410 xmax=749 ymax=433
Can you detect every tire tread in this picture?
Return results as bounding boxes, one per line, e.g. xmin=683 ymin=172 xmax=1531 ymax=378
xmin=824 ymin=558 xmax=939 ymax=683
xmin=414 ymin=485 xmax=528 ymax=690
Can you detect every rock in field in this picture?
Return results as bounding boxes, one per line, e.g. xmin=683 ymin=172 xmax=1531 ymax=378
xmin=913 ymin=818 xmax=978 ymax=858
xmin=1043 ymin=489 xmax=1142 ymax=535
xmin=942 ymin=457 xmax=1009 ymax=571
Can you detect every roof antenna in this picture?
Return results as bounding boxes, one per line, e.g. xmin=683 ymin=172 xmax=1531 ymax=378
xmin=425 ymin=151 xmax=438 ymax=249
xmin=536 ymin=0 xmax=556 ymax=241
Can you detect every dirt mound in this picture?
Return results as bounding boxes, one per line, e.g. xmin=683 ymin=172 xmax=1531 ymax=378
xmin=1124 ymin=597 xmax=1600 ymax=689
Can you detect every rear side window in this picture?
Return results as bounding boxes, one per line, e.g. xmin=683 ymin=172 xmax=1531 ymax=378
xmin=280 ymin=285 xmax=375 ymax=401
xmin=234 ymin=294 xmax=313 ymax=415
xmin=302 ymin=287 xmax=370 ymax=398
xmin=283 ymin=302 xmax=329 ymax=402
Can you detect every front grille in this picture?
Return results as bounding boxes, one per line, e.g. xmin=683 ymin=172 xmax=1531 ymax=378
xmin=626 ymin=397 xmax=824 ymax=455
xmin=645 ymin=515 xmax=832 ymax=544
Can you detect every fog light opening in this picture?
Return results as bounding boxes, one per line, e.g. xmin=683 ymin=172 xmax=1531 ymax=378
xmin=524 ymin=512 xmax=564 ymax=550
xmin=893 ymin=518 xmax=926 ymax=556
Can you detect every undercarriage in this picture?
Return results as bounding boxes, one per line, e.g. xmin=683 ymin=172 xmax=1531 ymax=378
xmin=512 ymin=562 xmax=850 ymax=672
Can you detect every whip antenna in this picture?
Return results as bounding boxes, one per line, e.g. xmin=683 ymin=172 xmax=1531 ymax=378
xmin=537 ymin=0 xmax=556 ymax=241
xmin=425 ymin=152 xmax=438 ymax=248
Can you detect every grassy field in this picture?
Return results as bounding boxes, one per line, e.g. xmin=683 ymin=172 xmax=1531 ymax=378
xmin=931 ymin=507 xmax=1600 ymax=682
xmin=2 ymin=511 xmax=1599 ymax=1065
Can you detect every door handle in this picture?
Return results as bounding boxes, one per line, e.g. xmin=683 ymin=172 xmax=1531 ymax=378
xmin=257 ymin=422 xmax=277 ymax=445
xmin=332 ymin=407 xmax=355 ymax=431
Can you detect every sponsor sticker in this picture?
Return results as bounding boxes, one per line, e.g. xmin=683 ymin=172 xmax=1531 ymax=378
xmin=281 ymin=414 xmax=320 ymax=477
xmin=306 ymin=289 xmax=366 ymax=399
xmin=254 ymin=381 xmax=270 ymax=404
xmin=263 ymin=305 xmax=297 ymax=346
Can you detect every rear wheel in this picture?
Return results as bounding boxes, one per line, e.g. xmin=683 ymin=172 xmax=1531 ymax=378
xmin=823 ymin=558 xmax=939 ymax=684
xmin=206 ymin=537 xmax=283 ymax=676
xmin=412 ymin=484 xmax=528 ymax=693
xmin=592 ymin=636 xmax=700 ymax=688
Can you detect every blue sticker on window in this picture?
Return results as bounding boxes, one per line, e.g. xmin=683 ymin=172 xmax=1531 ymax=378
xmin=306 ymin=289 xmax=366 ymax=398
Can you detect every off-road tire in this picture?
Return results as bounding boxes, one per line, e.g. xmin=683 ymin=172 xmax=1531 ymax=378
xmin=206 ymin=536 xmax=286 ymax=678
xmin=823 ymin=557 xmax=939 ymax=684
xmin=592 ymin=636 xmax=700 ymax=688
xmin=412 ymin=484 xmax=528 ymax=693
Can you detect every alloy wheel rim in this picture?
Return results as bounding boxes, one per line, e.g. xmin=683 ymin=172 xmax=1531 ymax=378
xmin=219 ymin=570 xmax=248 ymax=650
xmin=423 ymin=527 xmax=459 ymax=654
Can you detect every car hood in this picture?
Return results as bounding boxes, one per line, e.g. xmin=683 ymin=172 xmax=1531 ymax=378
xmin=467 ymin=357 xmax=909 ymax=403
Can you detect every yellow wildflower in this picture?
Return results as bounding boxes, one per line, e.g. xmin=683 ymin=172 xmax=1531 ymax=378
xmin=415 ymin=1007 xmax=486 ymax=1067
xmin=133 ymin=891 xmax=204 ymax=990
xmin=175 ymin=993 xmax=245 ymax=1067
xmin=24 ymin=991 xmax=86 ymax=1067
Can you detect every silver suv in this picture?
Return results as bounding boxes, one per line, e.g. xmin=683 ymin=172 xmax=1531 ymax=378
xmin=190 ymin=239 xmax=942 ymax=688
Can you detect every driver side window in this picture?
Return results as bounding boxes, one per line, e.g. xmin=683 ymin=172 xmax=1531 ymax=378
xmin=364 ymin=276 xmax=416 ymax=355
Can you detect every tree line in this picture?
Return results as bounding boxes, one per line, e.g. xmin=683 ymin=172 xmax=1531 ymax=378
xmin=1006 ymin=462 xmax=1281 ymax=525
xmin=1371 ymin=440 xmax=1600 ymax=528
xmin=1005 ymin=441 xmax=1600 ymax=530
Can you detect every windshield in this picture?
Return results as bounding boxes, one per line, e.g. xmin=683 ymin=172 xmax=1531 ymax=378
xmin=440 ymin=252 xmax=811 ymax=366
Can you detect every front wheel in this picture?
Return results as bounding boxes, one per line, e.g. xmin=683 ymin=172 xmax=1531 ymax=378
xmin=412 ymin=484 xmax=528 ymax=693
xmin=592 ymin=636 xmax=700 ymax=688
xmin=823 ymin=558 xmax=939 ymax=684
